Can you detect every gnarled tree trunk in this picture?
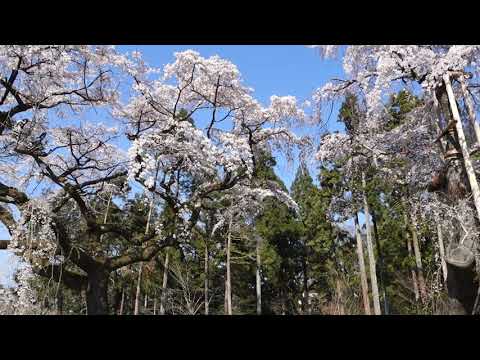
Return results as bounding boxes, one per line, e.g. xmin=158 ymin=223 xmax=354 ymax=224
xmin=431 ymin=78 xmax=480 ymax=314
xmin=86 ymin=266 xmax=110 ymax=315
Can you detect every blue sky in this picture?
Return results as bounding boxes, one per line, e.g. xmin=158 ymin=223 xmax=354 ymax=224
xmin=117 ymin=45 xmax=346 ymax=184
xmin=0 ymin=45 xmax=347 ymax=286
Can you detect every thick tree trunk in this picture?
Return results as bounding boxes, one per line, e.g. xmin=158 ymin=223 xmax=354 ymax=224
xmin=86 ymin=267 xmax=109 ymax=315
xmin=204 ymin=242 xmax=209 ymax=315
xmin=225 ymin=213 xmax=233 ymax=315
xmin=361 ymin=172 xmax=381 ymax=315
xmin=112 ymin=285 xmax=122 ymax=315
xmin=446 ymin=257 xmax=478 ymax=314
xmin=444 ymin=73 xmax=480 ymax=223
xmin=159 ymin=250 xmax=170 ymax=315
xmin=354 ymin=213 xmax=371 ymax=315
xmin=441 ymin=74 xmax=480 ymax=314
xmin=256 ymin=234 xmax=262 ymax=315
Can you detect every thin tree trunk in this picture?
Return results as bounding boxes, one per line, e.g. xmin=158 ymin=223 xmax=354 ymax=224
xmin=432 ymin=91 xmax=447 ymax=154
xmin=336 ymin=278 xmax=345 ymax=315
xmin=434 ymin=216 xmax=448 ymax=285
xmin=99 ymin=192 xmax=112 ymax=242
xmin=144 ymin=295 xmax=148 ymax=309
xmin=82 ymin=288 xmax=88 ymax=315
xmin=204 ymin=241 xmax=209 ymax=315
xmin=405 ymin=220 xmax=420 ymax=302
xmin=371 ymin=210 xmax=389 ymax=314
xmin=409 ymin=214 xmax=427 ymax=303
xmin=256 ymin=234 xmax=262 ymax=315
xmin=225 ymin=213 xmax=233 ymax=315
xmin=153 ymin=294 xmax=157 ymax=315
xmin=361 ymin=172 xmax=381 ymax=315
xmin=56 ymin=288 xmax=64 ymax=315
xmin=134 ymin=197 xmax=155 ymax=315
xmin=134 ymin=264 xmax=143 ymax=315
xmin=354 ymin=213 xmax=371 ymax=315
xmin=119 ymin=289 xmax=125 ymax=315
xmin=459 ymin=74 xmax=480 ymax=146
xmin=300 ymin=236 xmax=310 ymax=315
xmin=159 ymin=250 xmax=170 ymax=315
xmin=131 ymin=284 xmax=136 ymax=314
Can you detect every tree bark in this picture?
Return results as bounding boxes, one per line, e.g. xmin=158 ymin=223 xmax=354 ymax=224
xmin=354 ymin=213 xmax=371 ymax=315
xmin=86 ymin=266 xmax=109 ymax=315
xmin=441 ymin=74 xmax=480 ymax=314
xmin=405 ymin=223 xmax=420 ymax=302
xmin=134 ymin=197 xmax=154 ymax=315
xmin=225 ymin=213 xmax=233 ymax=315
xmin=256 ymin=234 xmax=262 ymax=315
xmin=204 ymin=241 xmax=209 ymax=315
xmin=56 ymin=288 xmax=64 ymax=315
xmin=444 ymin=73 xmax=480 ymax=221
xmin=159 ymin=250 xmax=170 ymax=315
xmin=371 ymin=210 xmax=389 ymax=314
xmin=335 ymin=278 xmax=345 ymax=315
xmin=459 ymin=75 xmax=480 ymax=146
xmin=134 ymin=263 xmax=143 ymax=315
xmin=0 ymin=240 xmax=9 ymax=250
xmin=435 ymin=218 xmax=448 ymax=286
xmin=361 ymin=172 xmax=382 ymax=315
xmin=119 ymin=289 xmax=125 ymax=315
xmin=409 ymin=214 xmax=427 ymax=303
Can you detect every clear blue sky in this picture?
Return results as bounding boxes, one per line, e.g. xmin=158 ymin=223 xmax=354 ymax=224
xmin=0 ymin=45 xmax=347 ymax=286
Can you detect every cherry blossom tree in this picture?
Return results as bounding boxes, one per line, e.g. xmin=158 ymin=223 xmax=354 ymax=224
xmin=310 ymin=45 xmax=480 ymax=314
xmin=0 ymin=47 xmax=307 ymax=314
